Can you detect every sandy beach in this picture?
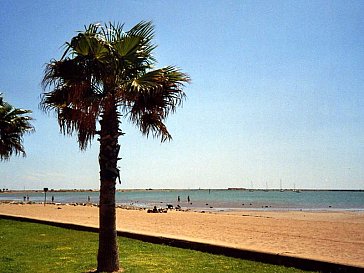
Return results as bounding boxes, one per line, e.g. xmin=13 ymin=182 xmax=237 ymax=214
xmin=0 ymin=203 xmax=363 ymax=268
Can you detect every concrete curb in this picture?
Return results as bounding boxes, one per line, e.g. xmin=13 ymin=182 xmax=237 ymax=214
xmin=1 ymin=214 xmax=363 ymax=273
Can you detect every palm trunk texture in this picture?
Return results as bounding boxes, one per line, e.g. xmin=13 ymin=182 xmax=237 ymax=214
xmin=97 ymin=98 xmax=120 ymax=272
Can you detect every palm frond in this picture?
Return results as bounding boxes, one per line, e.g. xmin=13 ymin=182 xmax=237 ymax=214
xmin=102 ymin=22 xmax=125 ymax=44
xmin=41 ymin=55 xmax=102 ymax=149
xmin=127 ymin=21 xmax=155 ymax=44
xmin=0 ymin=96 xmax=34 ymax=160
xmin=56 ymin=105 xmax=98 ymax=150
xmin=41 ymin=21 xmax=190 ymax=147
xmin=118 ymin=66 xmax=189 ymax=141
xmin=137 ymin=112 xmax=172 ymax=142
xmin=122 ymin=21 xmax=157 ymax=68
xmin=121 ymin=66 xmax=189 ymax=113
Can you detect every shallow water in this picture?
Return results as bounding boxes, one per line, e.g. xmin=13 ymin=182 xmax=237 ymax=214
xmin=1 ymin=189 xmax=363 ymax=211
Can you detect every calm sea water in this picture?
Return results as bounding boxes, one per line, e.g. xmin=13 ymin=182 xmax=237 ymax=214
xmin=1 ymin=189 xmax=363 ymax=211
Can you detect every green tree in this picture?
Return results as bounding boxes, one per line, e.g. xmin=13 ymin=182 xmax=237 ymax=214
xmin=0 ymin=94 xmax=34 ymax=161
xmin=41 ymin=21 xmax=190 ymax=272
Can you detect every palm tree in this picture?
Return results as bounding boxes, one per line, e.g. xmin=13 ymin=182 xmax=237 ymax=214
xmin=41 ymin=21 xmax=190 ymax=272
xmin=0 ymin=94 xmax=34 ymax=161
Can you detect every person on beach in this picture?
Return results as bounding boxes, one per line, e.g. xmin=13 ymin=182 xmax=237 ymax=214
xmin=51 ymin=196 xmax=54 ymax=203
xmin=23 ymin=196 xmax=26 ymax=202
xmin=26 ymin=195 xmax=29 ymax=202
xmin=87 ymin=196 xmax=90 ymax=203
xmin=187 ymin=195 xmax=190 ymax=203
xmin=178 ymin=195 xmax=180 ymax=202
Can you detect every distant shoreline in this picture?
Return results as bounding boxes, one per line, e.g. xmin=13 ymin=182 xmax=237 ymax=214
xmin=1 ymin=188 xmax=363 ymax=194
xmin=1 ymin=189 xmax=364 ymax=212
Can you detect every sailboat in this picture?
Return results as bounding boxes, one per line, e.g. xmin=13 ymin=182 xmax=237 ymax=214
xmin=280 ymin=179 xmax=284 ymax=192
xmin=293 ymin=183 xmax=300 ymax=193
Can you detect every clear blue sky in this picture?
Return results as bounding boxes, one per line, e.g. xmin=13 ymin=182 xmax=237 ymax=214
xmin=1 ymin=0 xmax=363 ymax=190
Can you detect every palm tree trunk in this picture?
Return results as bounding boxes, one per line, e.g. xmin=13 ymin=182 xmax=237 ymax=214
xmin=97 ymin=98 xmax=120 ymax=272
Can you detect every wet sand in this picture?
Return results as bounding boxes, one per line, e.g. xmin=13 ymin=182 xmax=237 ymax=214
xmin=0 ymin=203 xmax=363 ymax=267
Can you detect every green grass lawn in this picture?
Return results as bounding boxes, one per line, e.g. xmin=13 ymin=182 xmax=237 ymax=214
xmin=0 ymin=218 xmax=316 ymax=273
